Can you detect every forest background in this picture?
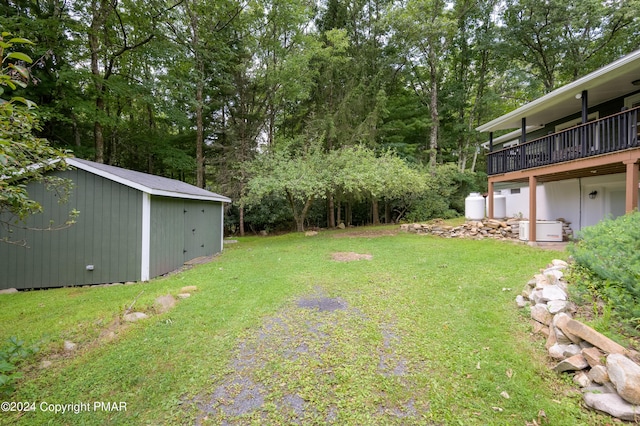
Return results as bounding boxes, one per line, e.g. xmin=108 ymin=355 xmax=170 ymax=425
xmin=2 ymin=0 xmax=639 ymax=234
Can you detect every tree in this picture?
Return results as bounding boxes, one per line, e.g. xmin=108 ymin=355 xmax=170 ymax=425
xmin=501 ymin=0 xmax=637 ymax=93
xmin=243 ymin=144 xmax=426 ymax=231
xmin=243 ymin=145 xmax=331 ymax=232
xmin=390 ymin=0 xmax=456 ymax=172
xmin=0 ymin=33 xmax=75 ymax=245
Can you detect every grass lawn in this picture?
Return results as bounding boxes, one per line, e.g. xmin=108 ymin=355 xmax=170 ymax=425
xmin=0 ymin=226 xmax=611 ymax=425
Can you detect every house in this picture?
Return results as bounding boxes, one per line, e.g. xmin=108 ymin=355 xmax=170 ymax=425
xmin=476 ymin=49 xmax=640 ymax=243
xmin=0 ymin=158 xmax=231 ymax=290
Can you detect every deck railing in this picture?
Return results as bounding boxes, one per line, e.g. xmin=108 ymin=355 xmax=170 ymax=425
xmin=487 ymin=107 xmax=640 ymax=175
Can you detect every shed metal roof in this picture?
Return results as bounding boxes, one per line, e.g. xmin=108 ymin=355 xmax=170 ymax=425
xmin=68 ymin=158 xmax=231 ymax=203
xmin=476 ymin=49 xmax=640 ymax=133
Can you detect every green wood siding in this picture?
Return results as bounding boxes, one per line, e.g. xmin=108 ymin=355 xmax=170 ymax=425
xmin=149 ymin=197 xmax=224 ymax=277
xmin=0 ymin=169 xmax=142 ymax=289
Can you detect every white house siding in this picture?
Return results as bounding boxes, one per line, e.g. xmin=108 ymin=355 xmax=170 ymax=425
xmin=498 ymin=173 xmax=638 ymax=232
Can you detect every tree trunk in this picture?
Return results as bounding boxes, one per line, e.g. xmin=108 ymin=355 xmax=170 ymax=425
xmin=327 ymin=193 xmax=335 ymax=228
xmin=428 ymin=47 xmax=439 ymax=173
xmin=372 ymin=198 xmax=380 ymax=225
xmin=385 ymin=201 xmax=391 ymax=224
xmin=93 ymin=118 xmax=104 ymax=163
xmin=185 ymin=0 xmax=206 ymax=188
xmin=195 ymin=75 xmax=205 ymax=188
xmin=89 ymin=0 xmax=108 ymax=163
xmin=239 ymin=205 xmax=245 ymax=236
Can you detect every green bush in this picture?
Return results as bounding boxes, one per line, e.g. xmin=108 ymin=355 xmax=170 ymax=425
xmin=568 ymin=211 xmax=640 ymax=326
xmin=404 ymin=163 xmax=480 ymax=222
xmin=0 ymin=337 xmax=38 ymax=397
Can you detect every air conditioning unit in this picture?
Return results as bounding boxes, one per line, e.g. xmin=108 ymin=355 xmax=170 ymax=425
xmin=519 ymin=221 xmax=563 ymax=242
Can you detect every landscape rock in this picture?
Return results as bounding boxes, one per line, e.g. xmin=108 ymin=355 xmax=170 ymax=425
xmin=554 ymin=327 xmax=574 ymax=345
xmin=559 ymin=320 xmax=628 ymax=356
xmin=515 ymin=295 xmax=529 ymax=308
xmin=547 ymin=300 xmax=567 ymax=314
xmin=530 ymin=304 xmax=552 ymax=326
xmin=177 ymin=293 xmax=191 ymax=299
xmin=154 ymin=294 xmax=176 ymax=314
xmin=553 ymin=354 xmax=589 ymax=373
xmin=583 ymin=392 xmax=640 ymax=421
xmin=63 ymin=341 xmax=77 ymax=352
xmin=551 ymin=259 xmax=569 ymax=268
xmin=534 ymin=274 xmax=549 ymax=288
xmin=40 ymin=360 xmax=53 ymax=369
xmin=589 ymin=365 xmax=610 ymax=384
xmin=543 ymin=269 xmax=564 ymax=285
xmin=540 ymin=285 xmax=567 ymax=302
xmin=583 ymin=383 xmax=618 ymax=395
xmin=582 ymin=347 xmax=605 ymax=367
xmin=574 ymin=371 xmax=592 ymax=387
xmin=545 ymin=328 xmax=557 ymax=349
xmin=548 ymin=343 xmax=581 ymax=360
xmin=607 ymin=354 xmax=640 ymax=405
xmin=124 ymin=312 xmax=148 ymax=322
xmin=529 ymin=290 xmax=544 ymax=305
xmin=0 ymin=288 xmax=18 ymax=294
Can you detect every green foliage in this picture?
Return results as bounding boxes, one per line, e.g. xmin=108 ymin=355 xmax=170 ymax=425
xmin=243 ymin=145 xmax=427 ymax=231
xmin=568 ymin=212 xmax=640 ymax=328
xmin=405 ymin=163 xmax=478 ymax=222
xmin=242 ymin=194 xmax=294 ymax=233
xmin=0 ymin=336 xmax=38 ymax=397
xmin=0 ymin=32 xmax=74 ymax=244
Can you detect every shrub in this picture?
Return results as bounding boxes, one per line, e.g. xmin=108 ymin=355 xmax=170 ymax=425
xmin=0 ymin=337 xmax=38 ymax=397
xmin=568 ymin=212 xmax=640 ymax=327
xmin=404 ymin=164 xmax=481 ymax=222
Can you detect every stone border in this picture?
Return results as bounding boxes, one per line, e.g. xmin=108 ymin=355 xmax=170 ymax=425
xmin=518 ymin=260 xmax=640 ymax=421
xmin=400 ymin=218 xmax=573 ymax=242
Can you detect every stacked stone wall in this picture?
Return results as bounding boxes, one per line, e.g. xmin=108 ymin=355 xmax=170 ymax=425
xmin=519 ymin=260 xmax=640 ymax=421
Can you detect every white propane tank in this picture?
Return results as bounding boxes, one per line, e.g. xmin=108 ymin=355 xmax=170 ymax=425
xmin=493 ymin=192 xmax=507 ymax=219
xmin=465 ymin=193 xmax=485 ymax=220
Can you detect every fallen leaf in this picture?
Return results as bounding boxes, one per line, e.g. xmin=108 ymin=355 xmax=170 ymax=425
xmin=476 ymin=362 xmax=481 ymax=370
xmin=538 ymin=409 xmax=547 ymax=424
xmin=506 ymin=368 xmax=513 ymax=378
xmin=491 ymin=406 xmax=503 ymax=412
xmin=500 ymin=391 xmax=510 ymax=399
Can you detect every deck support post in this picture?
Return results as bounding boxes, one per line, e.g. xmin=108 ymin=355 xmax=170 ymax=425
xmin=488 ymin=180 xmax=494 ymax=219
xmin=624 ymin=159 xmax=639 ymax=213
xmin=528 ymin=175 xmax=537 ymax=245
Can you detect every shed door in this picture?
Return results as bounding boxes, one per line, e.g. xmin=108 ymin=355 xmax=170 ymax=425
xmin=183 ymin=205 xmax=208 ymax=262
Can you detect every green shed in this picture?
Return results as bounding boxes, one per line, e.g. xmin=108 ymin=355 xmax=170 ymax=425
xmin=0 ymin=158 xmax=231 ymax=290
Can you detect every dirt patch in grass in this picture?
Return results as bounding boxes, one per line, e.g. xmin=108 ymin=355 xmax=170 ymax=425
xmin=194 ymin=290 xmax=427 ymax=424
xmin=331 ymin=252 xmax=373 ymax=262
